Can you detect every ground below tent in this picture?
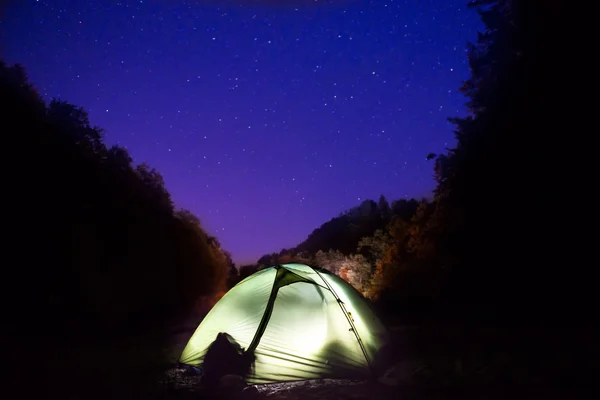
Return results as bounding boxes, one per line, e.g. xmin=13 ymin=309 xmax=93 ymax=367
xmin=39 ymin=318 xmax=588 ymax=399
xmin=158 ymin=325 xmax=573 ymax=400
xmin=159 ymin=364 xmax=562 ymax=400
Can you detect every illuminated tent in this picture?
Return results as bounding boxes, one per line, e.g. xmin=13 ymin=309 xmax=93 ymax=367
xmin=179 ymin=263 xmax=390 ymax=384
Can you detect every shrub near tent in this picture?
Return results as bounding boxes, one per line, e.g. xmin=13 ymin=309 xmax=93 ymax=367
xmin=179 ymin=263 xmax=390 ymax=384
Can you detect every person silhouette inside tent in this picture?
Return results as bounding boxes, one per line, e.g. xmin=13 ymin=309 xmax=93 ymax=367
xmin=202 ymin=332 xmax=256 ymax=394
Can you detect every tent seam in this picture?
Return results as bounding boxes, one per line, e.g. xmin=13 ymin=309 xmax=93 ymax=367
xmin=311 ymin=266 xmax=373 ymax=374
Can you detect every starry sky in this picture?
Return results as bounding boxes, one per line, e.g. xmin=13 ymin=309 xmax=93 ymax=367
xmin=2 ymin=0 xmax=481 ymax=265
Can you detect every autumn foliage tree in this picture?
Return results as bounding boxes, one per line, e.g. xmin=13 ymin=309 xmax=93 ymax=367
xmin=254 ymin=195 xmax=424 ymax=299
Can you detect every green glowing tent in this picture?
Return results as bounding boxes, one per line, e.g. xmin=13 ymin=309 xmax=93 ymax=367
xmin=179 ymin=263 xmax=390 ymax=384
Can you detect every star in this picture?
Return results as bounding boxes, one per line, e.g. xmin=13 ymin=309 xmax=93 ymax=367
xmin=4 ymin=0 xmax=481 ymax=264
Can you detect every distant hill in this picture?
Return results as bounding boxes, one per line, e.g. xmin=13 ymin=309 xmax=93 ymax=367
xmin=257 ymin=195 xmax=421 ymax=266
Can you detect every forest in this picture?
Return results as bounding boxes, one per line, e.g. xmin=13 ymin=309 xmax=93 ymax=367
xmin=3 ymin=0 xmax=587 ymax=398
xmin=3 ymin=59 xmax=236 ymax=397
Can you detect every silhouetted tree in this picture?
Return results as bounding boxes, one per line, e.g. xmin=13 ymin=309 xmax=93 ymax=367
xmin=390 ymin=198 xmax=419 ymax=220
xmin=227 ymin=264 xmax=239 ymax=289
xmin=238 ymin=264 xmax=260 ymax=281
xmin=427 ymin=0 xmax=569 ymax=322
xmin=377 ymin=194 xmax=391 ymax=219
xmin=2 ymin=59 xmax=232 ymax=398
xmin=257 ymin=253 xmax=279 ymax=268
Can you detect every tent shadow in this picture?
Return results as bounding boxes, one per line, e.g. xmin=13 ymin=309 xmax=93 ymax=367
xmin=317 ymin=340 xmax=378 ymax=380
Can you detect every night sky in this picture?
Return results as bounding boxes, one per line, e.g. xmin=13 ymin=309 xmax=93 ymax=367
xmin=3 ymin=0 xmax=481 ymax=265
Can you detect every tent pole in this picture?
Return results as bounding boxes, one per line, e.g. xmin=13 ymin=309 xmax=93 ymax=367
xmin=246 ymin=269 xmax=282 ymax=354
xmin=246 ymin=265 xmax=314 ymax=354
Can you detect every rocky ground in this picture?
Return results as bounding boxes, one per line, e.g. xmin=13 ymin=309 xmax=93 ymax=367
xmin=157 ymin=362 xmax=570 ymax=400
xmin=38 ymin=321 xmax=585 ymax=399
xmin=159 ymin=366 xmax=398 ymax=400
xmin=154 ymin=324 xmax=579 ymax=400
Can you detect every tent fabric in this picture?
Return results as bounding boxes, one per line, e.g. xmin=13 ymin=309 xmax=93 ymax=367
xmin=179 ymin=263 xmax=389 ymax=384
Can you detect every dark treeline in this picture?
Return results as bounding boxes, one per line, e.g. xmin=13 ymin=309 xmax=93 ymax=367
xmin=2 ymin=61 xmax=234 ymax=397
xmin=3 ymin=64 xmax=233 ymax=326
